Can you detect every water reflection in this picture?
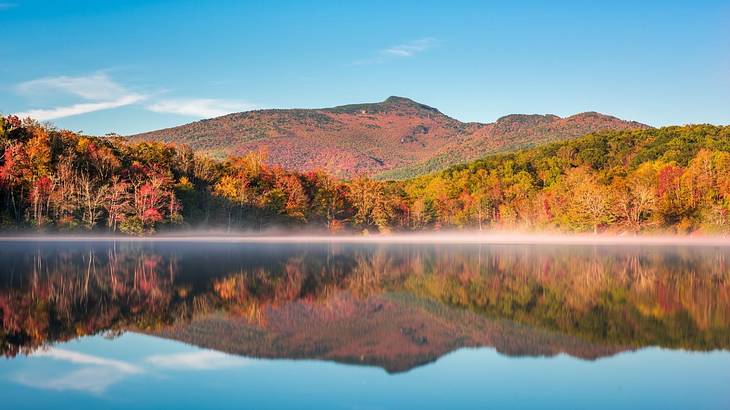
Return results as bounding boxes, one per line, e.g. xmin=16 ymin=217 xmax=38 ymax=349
xmin=1 ymin=241 xmax=729 ymax=372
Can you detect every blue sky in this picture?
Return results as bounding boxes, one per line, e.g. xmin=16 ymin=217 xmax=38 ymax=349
xmin=3 ymin=334 xmax=730 ymax=409
xmin=1 ymin=0 xmax=729 ymax=135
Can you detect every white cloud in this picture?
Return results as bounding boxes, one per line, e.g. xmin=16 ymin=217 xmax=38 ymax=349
xmin=13 ymin=72 xmax=147 ymax=121
xmin=14 ymin=94 xmax=146 ymax=121
xmin=383 ymin=37 xmax=438 ymax=57
xmin=351 ymin=37 xmax=438 ymax=65
xmin=15 ymin=366 xmax=133 ymax=395
xmin=32 ymin=348 xmax=143 ymax=374
xmin=16 ymin=72 xmax=129 ymax=100
xmin=147 ymin=98 xmax=256 ymax=118
xmin=14 ymin=348 xmax=144 ymax=394
xmin=13 ymin=71 xmax=254 ymax=122
xmin=13 ymin=346 xmax=254 ymax=395
xmin=146 ymin=350 xmax=252 ymax=370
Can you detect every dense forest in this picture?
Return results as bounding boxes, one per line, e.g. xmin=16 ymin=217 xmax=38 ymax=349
xmin=1 ymin=114 xmax=729 ymax=234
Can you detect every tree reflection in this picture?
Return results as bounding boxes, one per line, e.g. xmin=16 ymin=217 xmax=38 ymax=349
xmin=1 ymin=243 xmax=729 ymax=365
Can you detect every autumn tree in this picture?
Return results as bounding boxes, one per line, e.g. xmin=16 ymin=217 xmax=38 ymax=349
xmin=682 ymin=150 xmax=730 ymax=230
xmin=0 ymin=143 xmax=32 ymax=221
xmin=272 ymin=169 xmax=307 ymax=221
xmin=103 ymin=177 xmax=131 ymax=232
xmin=554 ymin=167 xmax=615 ymax=233
xmin=467 ymin=169 xmax=502 ymax=230
xmin=613 ymin=162 xmax=658 ymax=231
xmin=125 ymin=163 xmax=180 ymax=233
xmin=348 ymin=177 xmax=393 ymax=231
xmin=307 ymin=171 xmax=348 ymax=231
xmin=654 ymin=163 xmax=693 ymax=229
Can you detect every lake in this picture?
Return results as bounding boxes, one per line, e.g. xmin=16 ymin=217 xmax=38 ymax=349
xmin=1 ymin=239 xmax=729 ymax=409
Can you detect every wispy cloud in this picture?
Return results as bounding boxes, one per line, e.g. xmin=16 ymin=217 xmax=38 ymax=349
xmin=13 ymin=71 xmax=255 ymax=122
xmin=383 ymin=37 xmax=438 ymax=57
xmin=32 ymin=348 xmax=143 ymax=374
xmin=15 ymin=367 xmax=134 ymax=395
xmin=145 ymin=350 xmax=252 ymax=370
xmin=351 ymin=37 xmax=438 ymax=65
xmin=13 ymin=347 xmax=250 ymax=395
xmin=147 ymin=98 xmax=256 ymax=118
xmin=14 ymin=72 xmax=147 ymax=121
xmin=13 ymin=348 xmax=144 ymax=394
xmin=17 ymin=72 xmax=129 ymax=100
xmin=15 ymin=94 xmax=146 ymax=121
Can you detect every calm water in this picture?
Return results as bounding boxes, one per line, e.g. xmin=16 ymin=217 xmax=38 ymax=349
xmin=1 ymin=240 xmax=729 ymax=409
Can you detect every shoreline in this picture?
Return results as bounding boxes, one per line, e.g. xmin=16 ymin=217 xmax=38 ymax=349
xmin=1 ymin=232 xmax=729 ymax=246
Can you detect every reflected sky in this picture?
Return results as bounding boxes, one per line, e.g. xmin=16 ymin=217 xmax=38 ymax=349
xmin=2 ymin=333 xmax=729 ymax=410
xmin=1 ymin=240 xmax=730 ymax=409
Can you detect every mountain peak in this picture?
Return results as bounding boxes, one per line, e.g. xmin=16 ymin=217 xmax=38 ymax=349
xmin=495 ymin=113 xmax=560 ymax=125
xmin=325 ymin=96 xmax=441 ymax=115
xmin=382 ymin=96 xmax=440 ymax=112
xmin=567 ymin=111 xmax=616 ymax=120
xmin=383 ymin=96 xmax=418 ymax=105
xmin=565 ymin=112 xmax=650 ymax=129
xmin=130 ymin=98 xmax=648 ymax=179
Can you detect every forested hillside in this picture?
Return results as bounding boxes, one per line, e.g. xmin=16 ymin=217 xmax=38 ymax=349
xmin=1 ymin=115 xmax=729 ymax=234
xmin=129 ymin=96 xmax=648 ymax=178
xmin=405 ymin=125 xmax=730 ymax=233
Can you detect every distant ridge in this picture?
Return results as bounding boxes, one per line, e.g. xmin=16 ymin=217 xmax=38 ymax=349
xmin=151 ymin=292 xmax=627 ymax=373
xmin=129 ymin=97 xmax=649 ymax=179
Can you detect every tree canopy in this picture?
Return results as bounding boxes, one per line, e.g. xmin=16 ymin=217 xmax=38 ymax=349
xmin=1 ymin=116 xmax=729 ymax=234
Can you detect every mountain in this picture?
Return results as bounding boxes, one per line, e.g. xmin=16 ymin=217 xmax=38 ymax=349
xmin=150 ymin=292 xmax=627 ymax=373
xmin=128 ymin=97 xmax=649 ymax=179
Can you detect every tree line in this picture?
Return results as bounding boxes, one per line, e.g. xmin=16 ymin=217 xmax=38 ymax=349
xmin=1 ymin=115 xmax=729 ymax=234
xmin=2 ymin=244 xmax=729 ymax=357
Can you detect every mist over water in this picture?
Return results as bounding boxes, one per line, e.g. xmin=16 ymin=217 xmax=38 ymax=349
xmin=2 ymin=231 xmax=730 ymax=246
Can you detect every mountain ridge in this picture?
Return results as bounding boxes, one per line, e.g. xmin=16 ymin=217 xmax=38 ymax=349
xmin=128 ymin=96 xmax=650 ymax=179
xmin=150 ymin=291 xmax=628 ymax=373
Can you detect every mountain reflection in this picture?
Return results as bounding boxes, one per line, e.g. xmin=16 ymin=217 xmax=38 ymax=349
xmin=1 ymin=241 xmax=729 ymax=372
